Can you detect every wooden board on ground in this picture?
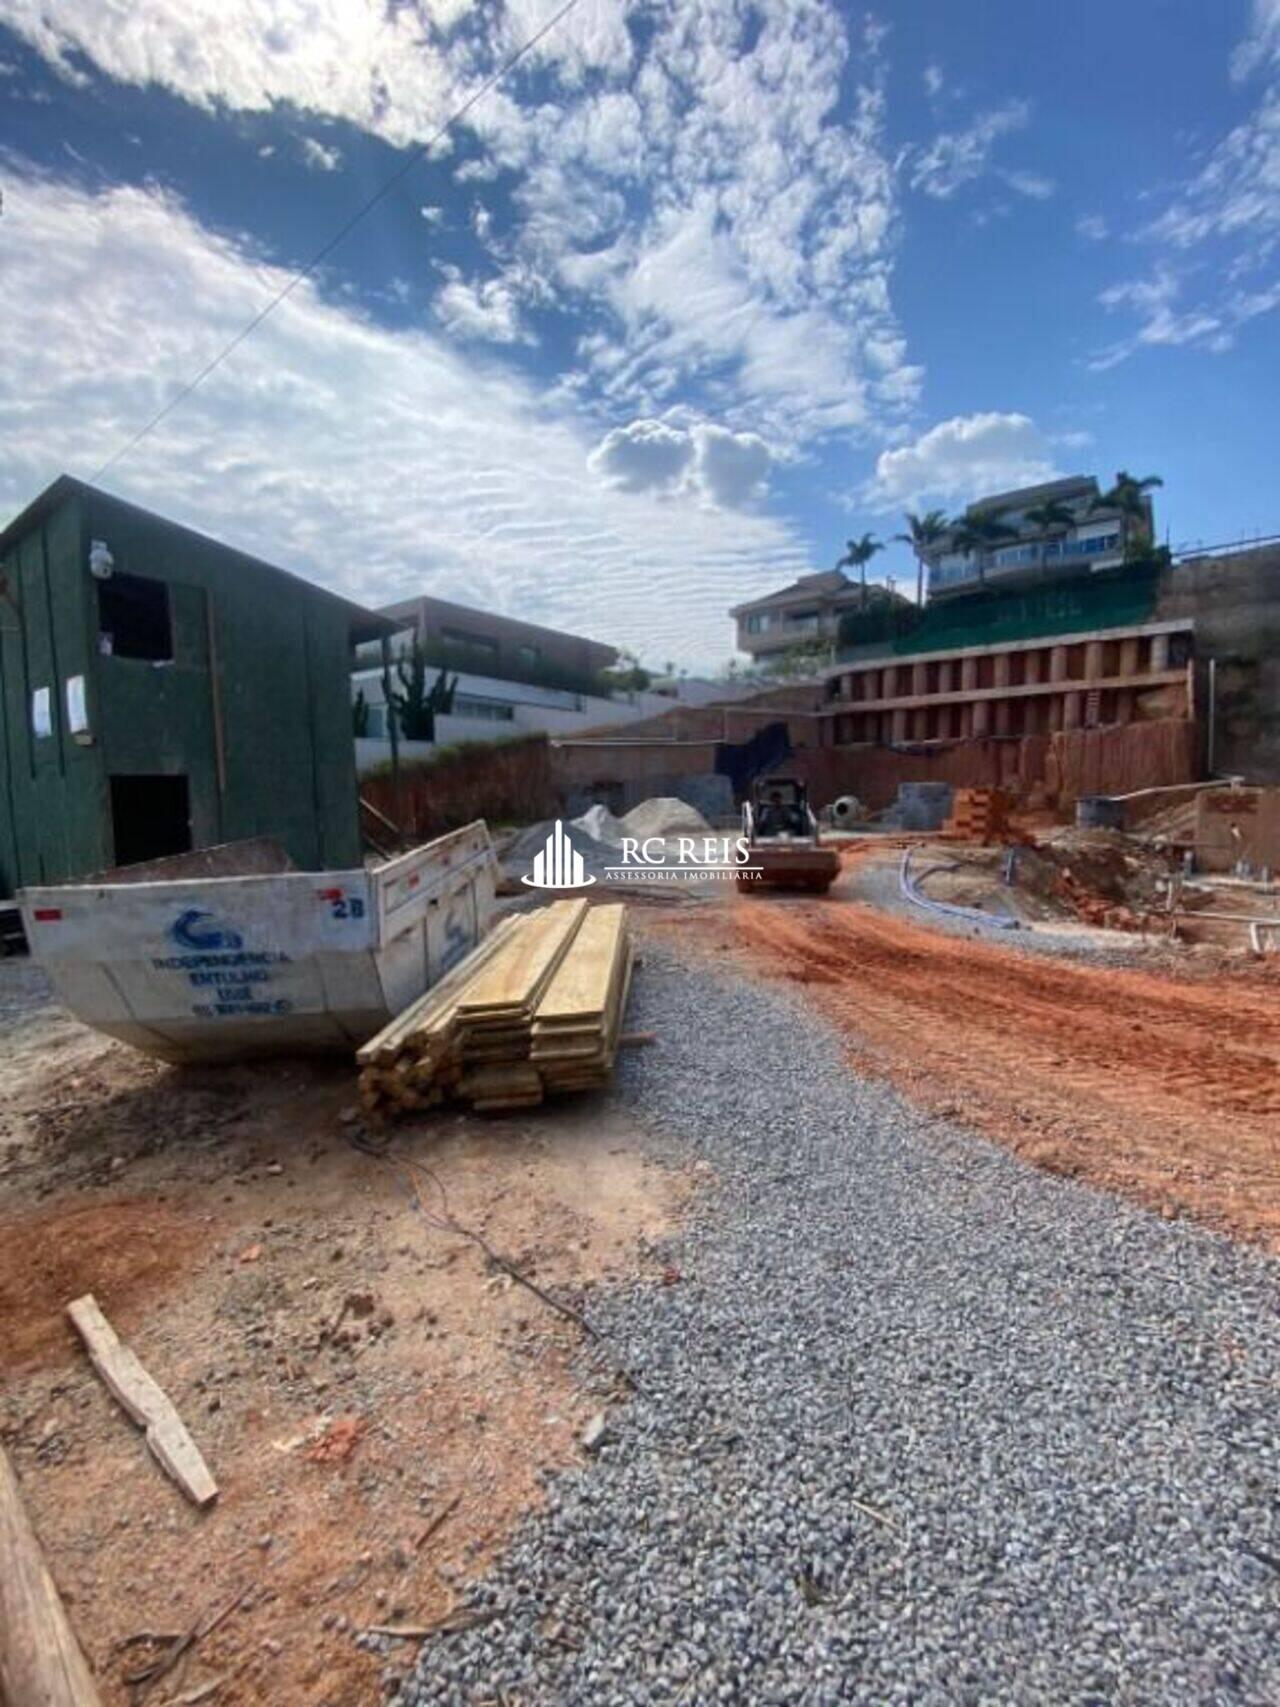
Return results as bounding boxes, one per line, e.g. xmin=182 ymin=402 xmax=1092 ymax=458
xmin=0 ymin=1440 xmax=103 ymax=1707
xmin=66 ymin=1294 xmax=218 ymax=1508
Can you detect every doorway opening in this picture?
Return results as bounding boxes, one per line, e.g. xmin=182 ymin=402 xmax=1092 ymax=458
xmin=110 ymin=774 xmax=192 ymax=868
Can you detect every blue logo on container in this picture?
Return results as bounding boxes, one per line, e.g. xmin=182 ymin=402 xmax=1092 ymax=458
xmin=439 ymin=917 xmax=471 ymax=974
xmin=171 ymin=909 xmax=245 ymax=951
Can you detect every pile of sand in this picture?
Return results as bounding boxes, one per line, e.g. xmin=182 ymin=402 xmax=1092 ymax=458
xmin=618 ymin=797 xmax=712 ymax=841
xmin=570 ymin=797 xmax=714 ymax=848
xmin=505 ymin=796 xmax=718 ymax=886
xmin=503 ymin=818 xmax=614 ymax=881
xmin=571 ymin=803 xmax=628 ymax=846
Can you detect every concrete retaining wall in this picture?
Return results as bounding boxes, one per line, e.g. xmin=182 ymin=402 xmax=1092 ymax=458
xmin=1156 ymin=545 xmax=1280 ymax=782
xmin=787 ymin=719 xmax=1198 ymax=813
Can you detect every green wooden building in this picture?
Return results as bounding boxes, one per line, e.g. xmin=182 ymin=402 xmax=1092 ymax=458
xmin=0 ymin=477 xmax=392 ymax=896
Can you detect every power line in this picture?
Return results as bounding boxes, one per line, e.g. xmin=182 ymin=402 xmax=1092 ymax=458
xmin=90 ymin=0 xmax=587 ymax=482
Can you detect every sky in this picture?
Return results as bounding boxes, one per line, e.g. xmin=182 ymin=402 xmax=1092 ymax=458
xmin=1 ymin=0 xmax=1277 ymax=671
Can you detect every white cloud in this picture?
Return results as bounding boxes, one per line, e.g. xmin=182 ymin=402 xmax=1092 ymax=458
xmin=419 ymin=204 xmax=445 ymax=225
xmin=1097 ymin=266 xmax=1223 ymax=356
xmin=1232 ymin=0 xmax=1280 ymax=78
xmin=1075 ymin=213 xmax=1108 ymax=241
xmin=999 ymin=168 xmax=1054 ymax=200
xmin=1095 ymin=13 xmax=1280 ymax=364
xmin=475 ymin=0 xmax=915 ymax=445
xmin=588 ymin=419 xmax=696 ymax=494
xmin=0 ymin=168 xmax=811 ymax=668
xmin=864 ymin=412 xmax=1059 ymax=509
xmin=299 ymin=136 xmax=341 ymax=172
xmin=0 ymin=0 xmax=473 ymax=146
xmin=454 ymin=157 xmax=501 ymax=183
xmin=435 ymin=273 xmax=529 ymax=342
xmin=588 ymin=416 xmax=771 ymax=508
xmin=923 ymin=63 xmax=944 ymax=98
xmin=0 ymin=0 xmax=920 ymax=455
xmin=695 ymin=423 xmax=772 ymax=507
xmin=907 ymin=99 xmax=1031 ymax=199
xmin=1147 ymin=82 xmax=1280 ymax=257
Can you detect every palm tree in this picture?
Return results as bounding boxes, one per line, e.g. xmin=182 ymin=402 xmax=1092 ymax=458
xmin=949 ymin=513 xmax=1019 ymax=587
xmin=1023 ymin=498 xmax=1077 ymax=573
xmin=894 ymin=509 xmax=949 ymax=606
xmin=1094 ymin=471 xmax=1162 ymax=555
xmin=836 ymin=532 xmax=885 ymax=609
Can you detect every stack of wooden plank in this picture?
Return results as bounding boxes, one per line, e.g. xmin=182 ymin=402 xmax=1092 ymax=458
xmin=531 ymin=903 xmax=633 ymax=1093
xmin=944 ymin=787 xmax=1010 ymax=845
xmin=356 ymin=899 xmax=633 ymax=1117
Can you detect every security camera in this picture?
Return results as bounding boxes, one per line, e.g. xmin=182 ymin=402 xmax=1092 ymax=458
xmin=88 ymin=540 xmax=115 ymax=579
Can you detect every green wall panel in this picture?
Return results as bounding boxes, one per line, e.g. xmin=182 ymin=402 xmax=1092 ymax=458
xmin=0 ymin=482 xmax=365 ymax=894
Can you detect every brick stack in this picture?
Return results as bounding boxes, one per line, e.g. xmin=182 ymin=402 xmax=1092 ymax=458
xmin=944 ymin=787 xmax=1011 ymax=845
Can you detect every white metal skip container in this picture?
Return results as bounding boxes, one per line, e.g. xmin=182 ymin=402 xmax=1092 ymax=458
xmin=19 ymin=821 xmax=498 ymax=1063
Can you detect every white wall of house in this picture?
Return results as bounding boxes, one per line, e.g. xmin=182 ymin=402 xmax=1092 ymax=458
xmin=350 ymin=665 xmax=722 ymax=775
xmin=354 ymin=736 xmax=435 ymax=774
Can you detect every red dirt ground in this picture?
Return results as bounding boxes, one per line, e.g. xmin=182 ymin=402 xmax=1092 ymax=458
xmin=649 ymin=866 xmax=1280 ymax=1251
xmin=0 ymin=1008 xmax=689 ymax=1707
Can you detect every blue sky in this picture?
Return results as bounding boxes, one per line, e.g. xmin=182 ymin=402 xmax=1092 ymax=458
xmin=1 ymin=0 xmax=1277 ymax=669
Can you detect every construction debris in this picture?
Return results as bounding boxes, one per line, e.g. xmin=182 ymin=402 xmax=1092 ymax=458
xmin=304 ymin=1416 xmax=366 ymax=1466
xmin=357 ymin=900 xmax=634 ymax=1118
xmin=66 ymin=1293 xmax=218 ymax=1508
xmin=121 ymin=1580 xmax=254 ymax=1698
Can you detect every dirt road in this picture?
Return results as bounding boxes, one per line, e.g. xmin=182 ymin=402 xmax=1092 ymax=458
xmin=653 ymin=871 xmax=1280 ymax=1251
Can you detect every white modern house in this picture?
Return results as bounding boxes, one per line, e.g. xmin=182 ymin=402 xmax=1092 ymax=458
xmin=351 ymin=596 xmax=746 ymax=772
xmin=925 ymin=476 xmax=1144 ymax=598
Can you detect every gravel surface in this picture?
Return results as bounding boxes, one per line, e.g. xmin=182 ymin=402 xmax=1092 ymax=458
xmin=398 ymin=944 xmax=1280 ymax=1705
xmin=0 ymin=957 xmax=53 ymax=1030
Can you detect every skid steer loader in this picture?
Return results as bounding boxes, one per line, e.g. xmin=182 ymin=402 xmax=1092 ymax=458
xmin=737 ymin=777 xmax=840 ymax=894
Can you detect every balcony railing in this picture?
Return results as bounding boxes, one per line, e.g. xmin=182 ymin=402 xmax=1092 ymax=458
xmin=931 ymin=531 xmax=1122 ymax=592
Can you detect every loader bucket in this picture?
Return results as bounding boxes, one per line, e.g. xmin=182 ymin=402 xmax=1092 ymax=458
xmin=739 ymin=845 xmax=840 ymax=894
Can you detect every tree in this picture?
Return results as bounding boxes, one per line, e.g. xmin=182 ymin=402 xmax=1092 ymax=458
xmin=1101 ymin=470 xmax=1162 ymax=514
xmin=606 ymin=647 xmax=652 ymax=693
xmin=1094 ymin=471 xmax=1162 ymax=555
xmin=388 ymin=633 xmax=457 ymax=741
xmin=1023 ymin=498 xmax=1077 ymax=573
xmin=767 ymin=637 xmax=831 ymax=680
xmin=836 ymin=532 xmax=885 ymax=609
xmin=893 ymin=509 xmax=949 ymax=607
xmin=949 ymin=513 xmax=1019 ymax=586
